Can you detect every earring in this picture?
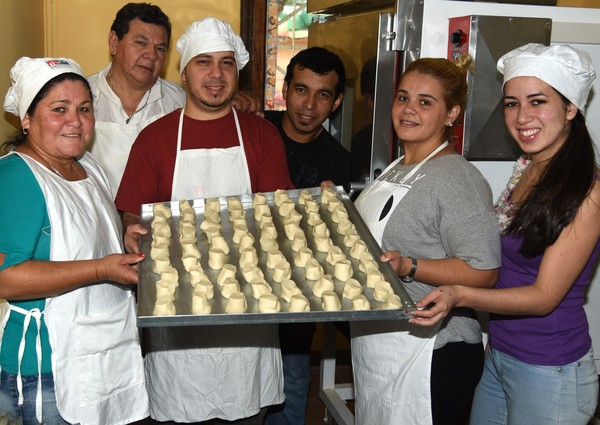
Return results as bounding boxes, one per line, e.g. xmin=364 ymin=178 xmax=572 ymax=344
xmin=446 ymin=121 xmax=453 ymax=127
xmin=23 ymin=128 xmax=28 ymax=135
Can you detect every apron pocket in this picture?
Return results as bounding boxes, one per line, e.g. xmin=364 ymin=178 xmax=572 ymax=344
xmin=71 ymin=297 xmax=144 ymax=406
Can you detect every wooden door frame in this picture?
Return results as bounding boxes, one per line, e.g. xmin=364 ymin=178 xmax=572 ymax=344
xmin=239 ymin=0 xmax=267 ymax=102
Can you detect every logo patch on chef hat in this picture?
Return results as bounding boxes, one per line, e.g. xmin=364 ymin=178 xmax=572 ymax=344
xmin=45 ymin=59 xmax=72 ymax=69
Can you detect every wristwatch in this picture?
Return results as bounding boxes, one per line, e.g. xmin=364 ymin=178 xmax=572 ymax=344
xmin=400 ymin=257 xmax=418 ymax=283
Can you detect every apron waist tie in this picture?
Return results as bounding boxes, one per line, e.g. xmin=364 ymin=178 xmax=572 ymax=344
xmin=10 ymin=304 xmax=44 ymax=423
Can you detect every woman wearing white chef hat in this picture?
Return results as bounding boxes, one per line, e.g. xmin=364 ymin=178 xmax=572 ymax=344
xmin=413 ymin=43 xmax=599 ymax=424
xmin=0 ymin=57 xmax=149 ymax=424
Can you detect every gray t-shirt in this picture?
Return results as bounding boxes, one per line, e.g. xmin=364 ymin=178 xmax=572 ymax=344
xmin=381 ymin=154 xmax=501 ymax=349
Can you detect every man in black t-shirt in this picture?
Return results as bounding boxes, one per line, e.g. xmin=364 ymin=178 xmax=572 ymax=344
xmin=264 ymin=47 xmax=350 ymax=425
xmin=264 ymin=47 xmax=350 ymax=192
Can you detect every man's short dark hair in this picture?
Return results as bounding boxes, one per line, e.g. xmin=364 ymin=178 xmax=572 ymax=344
xmin=111 ymin=3 xmax=172 ymax=44
xmin=285 ymin=47 xmax=346 ymax=99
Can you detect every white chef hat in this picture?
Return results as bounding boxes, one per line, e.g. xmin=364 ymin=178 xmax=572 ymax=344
xmin=497 ymin=43 xmax=596 ymax=112
xmin=176 ymin=17 xmax=249 ymax=72
xmin=4 ymin=57 xmax=85 ymax=120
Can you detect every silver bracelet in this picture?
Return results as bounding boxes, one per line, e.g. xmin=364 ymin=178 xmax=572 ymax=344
xmin=400 ymin=257 xmax=417 ymax=283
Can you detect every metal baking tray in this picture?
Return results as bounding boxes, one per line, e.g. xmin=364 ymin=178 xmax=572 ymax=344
xmin=137 ymin=186 xmax=416 ymax=327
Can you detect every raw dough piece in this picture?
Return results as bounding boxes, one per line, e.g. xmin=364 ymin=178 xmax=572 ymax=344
xmin=373 ymin=280 xmax=395 ymax=302
xmin=330 ymin=205 xmax=349 ymax=223
xmin=312 ymin=275 xmax=334 ymax=297
xmin=250 ymin=279 xmax=272 ymax=299
xmin=291 ymin=235 xmax=308 ymax=252
xmin=203 ymin=226 xmax=222 ymax=244
xmin=320 ymin=187 xmax=337 ymax=204
xmin=217 ymin=264 xmax=237 ymax=286
xmin=288 ymin=294 xmax=310 ymax=312
xmin=258 ymin=213 xmax=274 ymax=229
xmin=155 ymin=279 xmax=177 ymax=300
xmin=306 ymin=212 xmax=321 ymax=226
xmin=326 ymin=197 xmax=342 ymax=213
xmin=210 ymin=235 xmax=230 ymax=255
xmin=152 ymin=254 xmax=171 ymax=275
xmin=304 ymin=258 xmax=324 ymax=280
xmin=191 ymin=292 xmax=212 ymax=315
xmin=188 ymin=265 xmax=208 ymax=286
xmin=232 ymin=225 xmax=248 ymax=244
xmin=294 ymin=247 xmax=313 ymax=267
xmin=297 ymin=189 xmax=313 ymax=205
xmin=181 ymin=254 xmax=200 ymax=272
xmin=160 ymin=267 xmax=179 ymax=285
xmin=179 ymin=225 xmax=197 ymax=244
xmin=277 ymin=200 xmax=296 ymax=217
xmin=352 ymin=295 xmax=371 ymax=311
xmin=261 ymin=222 xmax=277 ymax=239
xmin=208 ymin=248 xmax=226 ymax=269
xmin=153 ymin=221 xmax=172 ymax=239
xmin=381 ymin=294 xmax=402 ymax=310
xmin=231 ymin=216 xmax=247 ymax=229
xmin=312 ymin=221 xmax=330 ymax=238
xmin=204 ymin=209 xmax=221 ymax=224
xmin=304 ymin=199 xmax=319 ymax=214
xmin=238 ymin=233 xmax=255 ymax=251
xmin=343 ymin=230 xmax=361 ymax=248
xmin=150 ymin=242 xmax=169 ymax=260
xmin=350 ymin=240 xmax=368 ymax=259
xmin=153 ymin=203 xmax=172 ymax=219
xmin=283 ymin=209 xmax=302 ymax=225
xmin=193 ymin=280 xmax=214 ymax=300
xmin=153 ymin=296 xmax=176 ymax=316
xmin=221 ymin=278 xmax=241 ymax=298
xmin=359 ymin=258 xmax=379 ymax=274
xmin=225 ymin=292 xmax=247 ymax=314
xmin=181 ymin=243 xmax=201 ymax=259
xmin=342 ymin=279 xmax=363 ymax=299
xmin=314 ymin=236 xmax=333 ymax=253
xmin=284 ymin=222 xmax=303 ymax=241
xmin=280 ymin=279 xmax=302 ymax=302
xmin=239 ymin=247 xmax=259 ymax=268
xmin=254 ymin=204 xmax=270 ymax=222
xmin=227 ymin=196 xmax=243 ymax=211
xmin=258 ymin=293 xmax=281 ymax=313
xmin=266 ymin=249 xmax=285 ymax=269
xmin=228 ymin=207 xmax=245 ymax=221
xmin=151 ymin=213 xmax=168 ymax=229
xmin=336 ymin=219 xmax=354 ymax=236
xmin=242 ymin=265 xmax=264 ymax=283
xmin=334 ymin=259 xmax=353 ymax=281
xmin=326 ymin=246 xmax=346 ymax=265
xmin=321 ymin=290 xmax=341 ymax=311
xmin=204 ymin=198 xmax=221 ymax=213
xmin=366 ymin=269 xmax=385 ymax=288
xmin=259 ymin=234 xmax=278 ymax=252
xmin=252 ymin=192 xmax=268 ymax=208
xmin=272 ymin=261 xmax=292 ymax=283
xmin=273 ymin=189 xmax=290 ymax=207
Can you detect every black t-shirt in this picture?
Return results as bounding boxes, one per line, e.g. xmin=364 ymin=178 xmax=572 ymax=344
xmin=264 ymin=110 xmax=351 ymax=191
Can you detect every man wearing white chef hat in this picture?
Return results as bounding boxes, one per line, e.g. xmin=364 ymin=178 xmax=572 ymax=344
xmin=115 ymin=17 xmax=293 ymax=424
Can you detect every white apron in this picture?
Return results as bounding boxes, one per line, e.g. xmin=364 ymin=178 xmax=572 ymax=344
xmin=3 ymin=151 xmax=148 ymax=425
xmin=144 ymin=108 xmax=283 ymax=422
xmin=351 ymin=142 xmax=447 ymax=425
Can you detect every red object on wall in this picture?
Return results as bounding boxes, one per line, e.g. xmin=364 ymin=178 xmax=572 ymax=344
xmin=447 ymin=16 xmax=471 ymax=156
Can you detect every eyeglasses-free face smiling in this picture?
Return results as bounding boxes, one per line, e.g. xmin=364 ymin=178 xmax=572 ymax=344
xmin=503 ymin=76 xmax=577 ymax=163
xmin=392 ymin=71 xmax=458 ymax=153
xmin=22 ymin=79 xmax=95 ymax=161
